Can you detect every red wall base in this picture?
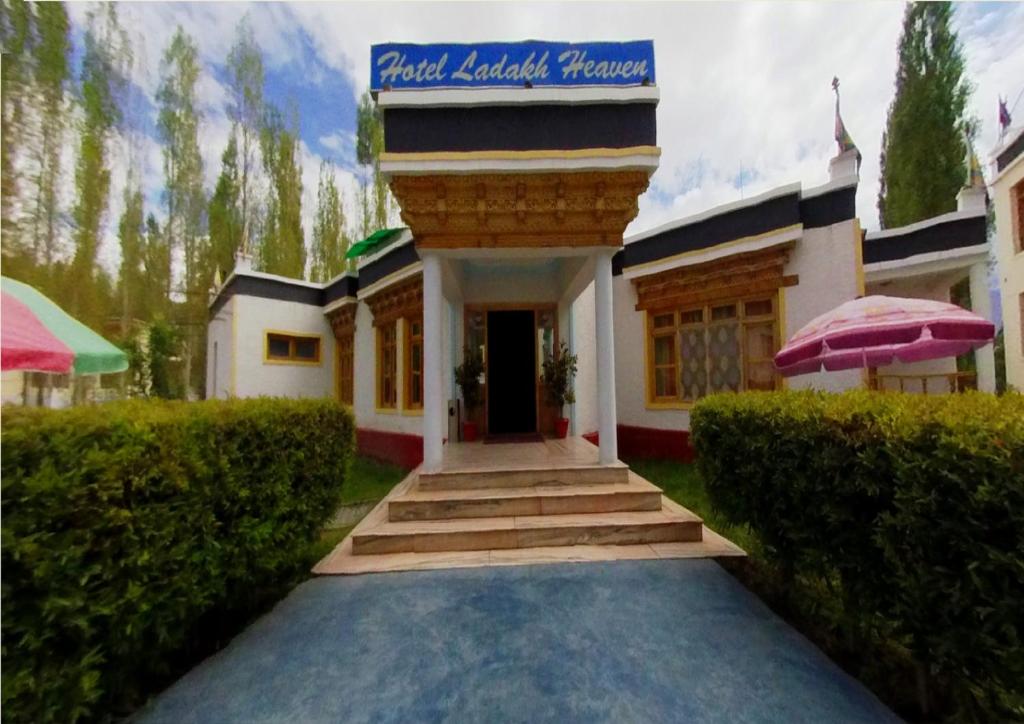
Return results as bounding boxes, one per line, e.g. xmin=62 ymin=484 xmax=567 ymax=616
xmin=583 ymin=424 xmax=694 ymax=463
xmin=356 ymin=428 xmax=423 ymax=470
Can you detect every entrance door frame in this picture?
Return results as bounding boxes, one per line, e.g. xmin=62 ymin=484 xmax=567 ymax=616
xmin=464 ymin=302 xmax=559 ymax=437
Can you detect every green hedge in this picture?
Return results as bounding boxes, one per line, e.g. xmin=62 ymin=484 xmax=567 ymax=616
xmin=691 ymin=390 xmax=1024 ymax=718
xmin=1 ymin=398 xmax=354 ymax=723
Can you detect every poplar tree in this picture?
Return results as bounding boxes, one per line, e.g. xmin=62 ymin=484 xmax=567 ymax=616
xmin=28 ymin=0 xmax=70 ymax=295
xmin=310 ymin=160 xmax=349 ymax=282
xmin=225 ymin=16 xmax=264 ymax=253
xmin=877 ymin=2 xmax=972 ymax=229
xmin=157 ymin=25 xmax=206 ymax=396
xmin=0 ymin=0 xmax=35 ymax=252
xmin=355 ymin=90 xmax=390 ymax=236
xmin=116 ymin=188 xmax=144 ymax=335
xmin=208 ymin=130 xmax=243 ymax=279
xmin=259 ymin=103 xmax=305 ymax=278
xmin=141 ymin=213 xmax=169 ymax=321
xmin=67 ymin=3 xmax=130 ymax=329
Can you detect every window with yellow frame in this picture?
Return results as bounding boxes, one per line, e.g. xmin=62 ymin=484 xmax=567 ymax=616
xmin=646 ymin=295 xmax=779 ymax=405
xmin=377 ymin=322 xmax=397 ymax=409
xmin=265 ymin=331 xmax=321 ymax=365
xmin=404 ymin=316 xmax=424 ymax=410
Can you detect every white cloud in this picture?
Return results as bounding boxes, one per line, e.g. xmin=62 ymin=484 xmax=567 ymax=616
xmin=60 ymin=1 xmax=1024 ymax=283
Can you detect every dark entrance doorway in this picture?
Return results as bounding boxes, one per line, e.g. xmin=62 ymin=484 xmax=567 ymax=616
xmin=486 ymin=310 xmax=537 ymax=434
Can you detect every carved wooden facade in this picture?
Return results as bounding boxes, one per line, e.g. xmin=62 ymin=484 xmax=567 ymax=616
xmin=633 ymin=244 xmax=798 ymax=312
xmin=326 ymin=302 xmax=357 ymax=340
xmin=363 ymin=274 xmax=424 ymax=327
xmin=388 ymin=171 xmax=650 ymax=249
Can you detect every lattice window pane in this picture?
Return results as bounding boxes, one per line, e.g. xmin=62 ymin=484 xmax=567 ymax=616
xmin=708 ymin=323 xmax=741 ymax=392
xmin=679 ymin=327 xmax=707 ymax=401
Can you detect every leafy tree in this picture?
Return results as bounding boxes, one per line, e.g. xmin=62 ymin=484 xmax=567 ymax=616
xmin=310 ymin=160 xmax=349 ymax=282
xmin=225 ymin=15 xmax=264 ymax=253
xmin=259 ymin=103 xmax=305 ymax=278
xmin=67 ymin=3 xmax=130 ymax=329
xmin=877 ymin=2 xmax=973 ymax=229
xmin=157 ymin=25 xmax=206 ymax=396
xmin=208 ymin=130 xmax=242 ymax=279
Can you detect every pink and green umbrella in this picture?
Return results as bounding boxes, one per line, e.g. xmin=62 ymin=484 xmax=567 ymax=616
xmin=774 ymin=295 xmax=995 ymax=377
xmin=1 ymin=276 xmax=127 ymax=375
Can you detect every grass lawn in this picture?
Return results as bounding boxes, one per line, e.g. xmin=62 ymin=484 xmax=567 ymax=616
xmin=340 ymin=456 xmax=408 ymax=505
xmin=626 ymin=458 xmax=760 ymax=554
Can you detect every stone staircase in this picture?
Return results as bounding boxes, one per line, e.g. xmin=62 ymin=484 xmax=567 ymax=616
xmin=350 ymin=461 xmax=703 ymax=556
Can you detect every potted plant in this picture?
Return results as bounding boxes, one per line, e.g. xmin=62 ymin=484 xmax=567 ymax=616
xmin=542 ymin=341 xmax=577 ymax=439
xmin=454 ymin=346 xmax=485 ymax=442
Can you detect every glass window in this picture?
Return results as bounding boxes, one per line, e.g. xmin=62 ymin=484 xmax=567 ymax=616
xmin=266 ymin=333 xmax=320 ymax=364
xmin=405 ymin=317 xmax=423 ymax=409
xmin=647 ymin=295 xmax=779 ymax=404
xmin=377 ymin=323 xmax=397 ymax=409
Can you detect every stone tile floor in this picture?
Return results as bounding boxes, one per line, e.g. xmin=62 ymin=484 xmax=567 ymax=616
xmin=137 ymin=559 xmax=900 ymax=724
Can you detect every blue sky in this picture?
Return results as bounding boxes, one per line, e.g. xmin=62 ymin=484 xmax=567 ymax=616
xmin=62 ymin=2 xmax=1024 ymax=276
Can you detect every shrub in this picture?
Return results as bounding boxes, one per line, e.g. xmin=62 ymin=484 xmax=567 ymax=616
xmin=691 ymin=390 xmax=1024 ymax=720
xmin=1 ymin=397 xmax=354 ymax=723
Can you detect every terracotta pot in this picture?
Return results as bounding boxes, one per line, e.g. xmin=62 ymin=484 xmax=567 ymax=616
xmin=463 ymin=420 xmax=478 ymax=442
xmin=555 ymin=417 xmax=570 ymax=439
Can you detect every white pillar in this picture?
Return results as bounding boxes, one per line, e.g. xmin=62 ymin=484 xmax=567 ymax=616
xmin=422 ymin=254 xmax=445 ymax=471
xmin=594 ymin=251 xmax=618 ymax=464
xmin=969 ymin=260 xmax=996 ymax=393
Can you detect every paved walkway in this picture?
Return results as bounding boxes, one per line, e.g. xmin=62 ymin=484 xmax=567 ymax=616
xmin=138 ymin=560 xmax=900 ymax=723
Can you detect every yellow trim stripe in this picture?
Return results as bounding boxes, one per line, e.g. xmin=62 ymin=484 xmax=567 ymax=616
xmin=624 ymin=224 xmax=802 ymax=275
xmin=853 ymin=217 xmax=866 ymax=296
xmin=381 ymin=146 xmax=661 ymax=163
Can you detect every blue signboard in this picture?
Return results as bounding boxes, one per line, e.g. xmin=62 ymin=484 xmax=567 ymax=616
xmin=370 ymin=40 xmax=655 ymax=92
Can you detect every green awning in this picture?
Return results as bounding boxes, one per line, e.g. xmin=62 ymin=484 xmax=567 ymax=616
xmin=1 ymin=276 xmax=128 ymax=375
xmin=345 ymin=227 xmax=407 ymax=260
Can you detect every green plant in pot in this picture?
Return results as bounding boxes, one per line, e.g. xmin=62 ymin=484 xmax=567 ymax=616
xmin=542 ymin=341 xmax=577 ymax=439
xmin=454 ymin=346 xmax=485 ymax=441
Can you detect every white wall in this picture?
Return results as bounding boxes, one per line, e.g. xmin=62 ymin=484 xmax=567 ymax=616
xmin=571 ymin=281 xmax=599 ymax=435
xmin=460 ymin=262 xmax=560 ymax=305
xmin=784 ymin=220 xmax=863 ymax=392
xmin=612 ymin=273 xmax=692 ymax=431
xmin=206 ymin=299 xmax=234 ymax=399
xmin=993 ymin=155 xmax=1024 ymax=390
xmin=232 ymin=295 xmax=335 ymax=399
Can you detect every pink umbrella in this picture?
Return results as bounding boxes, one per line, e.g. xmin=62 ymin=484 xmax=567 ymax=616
xmin=1 ymin=291 xmax=75 ymax=373
xmin=774 ymin=295 xmax=995 ymax=377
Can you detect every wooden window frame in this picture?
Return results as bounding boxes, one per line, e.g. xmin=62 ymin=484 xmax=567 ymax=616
xmin=264 ymin=331 xmax=322 ymax=366
xmin=336 ymin=334 xmax=354 ymax=406
xmin=404 ymin=315 xmax=424 ymax=413
xmin=647 ymin=311 xmax=680 ymax=404
xmin=377 ymin=322 xmax=398 ymax=411
xmin=645 ymin=292 xmax=780 ymax=409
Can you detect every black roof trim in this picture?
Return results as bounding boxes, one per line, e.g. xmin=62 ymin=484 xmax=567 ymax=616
xmin=800 ymin=184 xmax=857 ymax=229
xmin=323 ymin=274 xmax=359 ymax=306
xmin=620 ymin=191 xmax=801 ymax=270
xmin=383 ymin=103 xmax=656 ymax=154
xmin=862 ymin=214 xmax=987 ymax=264
xmin=996 ymin=131 xmax=1024 ymax=173
xmin=209 ymin=274 xmax=323 ymax=318
xmin=359 ymin=242 xmax=421 ymax=289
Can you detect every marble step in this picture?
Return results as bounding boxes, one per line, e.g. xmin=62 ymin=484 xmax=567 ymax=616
xmin=389 ymin=481 xmax=663 ymax=521
xmin=351 ymin=509 xmax=703 ymax=555
xmin=417 ymin=462 xmax=630 ymax=491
